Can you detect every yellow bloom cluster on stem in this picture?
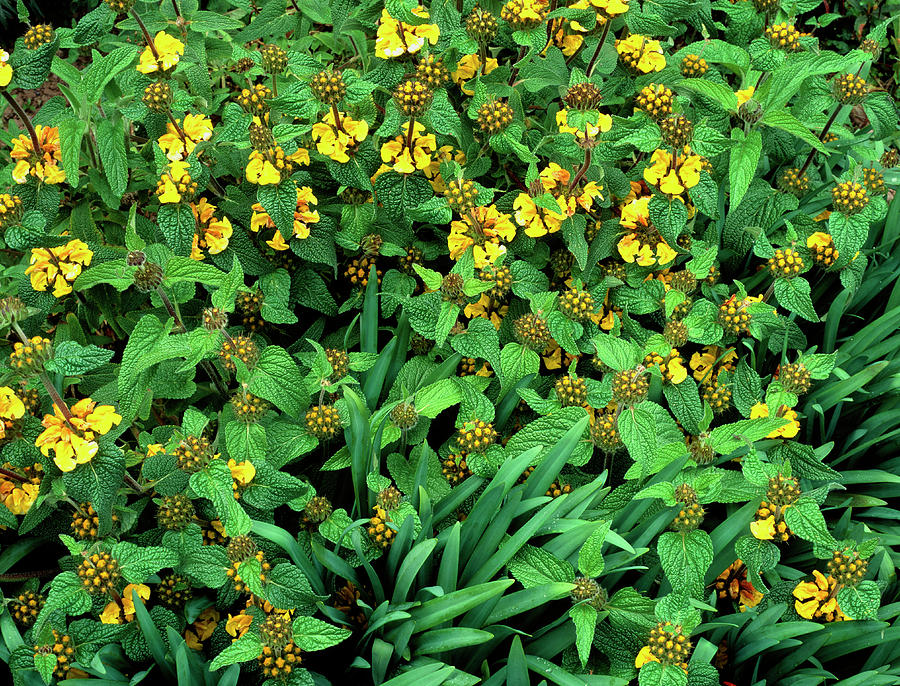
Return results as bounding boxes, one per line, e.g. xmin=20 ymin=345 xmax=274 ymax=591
xmin=375 ymin=7 xmax=439 ymax=59
xmin=10 ymin=124 xmax=65 ymax=184
xmin=448 ymin=205 xmax=516 ymax=269
xmin=158 ymin=113 xmax=214 ymax=161
xmin=35 ymin=398 xmax=122 ymax=472
xmin=25 ymin=240 xmax=93 ymax=298
xmin=644 ymin=148 xmax=703 ymax=197
xmin=250 ymin=186 xmax=320 ymax=251
xmin=311 ymin=110 xmax=368 ymax=164
xmin=379 ymin=122 xmax=437 ymax=174
xmin=190 ymin=198 xmax=233 ymax=260
xmin=136 ymin=31 xmax=184 ymax=74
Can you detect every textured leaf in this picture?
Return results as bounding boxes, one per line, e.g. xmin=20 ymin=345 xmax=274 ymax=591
xmin=46 ymin=340 xmax=113 ymax=375
xmin=248 ymin=345 xmax=307 ymax=417
xmin=729 ymin=128 xmax=762 ymax=208
xmin=291 ymin=616 xmax=352 ymax=651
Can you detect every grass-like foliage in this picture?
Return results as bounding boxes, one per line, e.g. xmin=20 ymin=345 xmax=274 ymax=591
xmin=0 ymin=0 xmax=898 ymax=685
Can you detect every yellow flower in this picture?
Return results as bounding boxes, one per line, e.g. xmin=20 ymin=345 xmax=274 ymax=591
xmin=616 ymin=34 xmax=666 ymax=73
xmin=689 ymin=346 xmax=737 ymax=383
xmin=668 ymin=356 xmax=688 ymax=384
xmin=0 ymin=387 xmax=25 ymax=424
xmin=4 ymin=483 xmax=39 ymax=515
xmin=464 ymin=293 xmax=508 ymax=330
xmin=750 ymin=515 xmax=776 ymax=540
xmin=225 ymin=612 xmax=253 ymax=638
xmin=452 ymin=54 xmax=499 ymax=94
xmin=380 ymin=122 xmax=437 ymax=174
xmin=35 ymin=397 xmax=122 ymax=472
xmin=156 ymin=160 xmax=196 ymax=203
xmin=10 ymin=125 xmax=65 ymax=185
xmin=137 ymin=31 xmax=185 ymax=74
xmin=0 ymin=50 xmax=12 ymax=87
xmin=793 ymin=570 xmax=845 ymax=621
xmin=228 ymin=458 xmax=256 ymax=487
xmin=157 ymin=113 xmax=214 ymax=162
xmin=547 ymin=19 xmax=584 ymax=56
xmin=750 ymin=402 xmax=800 ymax=438
xmin=25 ymin=239 xmax=93 ymax=298
xmin=375 ymin=7 xmax=439 ymax=59
xmin=556 ymin=109 xmax=613 ymax=138
xmin=146 ymin=443 xmax=165 ymax=457
xmin=245 ymin=151 xmax=283 ymax=185
xmin=425 ymin=146 xmax=466 ymax=192
xmin=250 ymin=186 xmax=320 ymax=250
xmin=185 ymin=607 xmax=220 ymax=649
xmin=448 ymin=205 xmax=516 ymax=268
xmin=736 ymin=86 xmax=755 ymax=107
xmin=644 ymin=148 xmax=703 ymax=197
xmin=635 ymin=645 xmax=659 ymax=669
xmin=190 ymin=198 xmax=233 ymax=260
xmin=101 ymin=584 xmax=151 ymax=624
xmin=311 ymin=110 xmax=369 ymax=163
xmin=513 ymin=193 xmax=566 ymax=237
xmin=807 ymin=232 xmax=832 ymax=250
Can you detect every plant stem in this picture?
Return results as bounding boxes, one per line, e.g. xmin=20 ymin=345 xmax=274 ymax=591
xmin=165 ymin=109 xmax=188 ymax=145
xmin=586 ymin=19 xmax=612 ymax=78
xmin=1 ymin=90 xmax=42 ymax=153
xmin=11 ymin=322 xmax=76 ymax=428
xmin=331 ymin=102 xmax=345 ymax=133
xmin=170 ymin=0 xmax=182 ymax=20
xmin=0 ymin=467 xmax=29 ymax=483
xmin=508 ymin=46 xmax=527 ymax=86
xmin=130 ymin=9 xmax=159 ymax=60
xmin=123 ymin=472 xmax=144 ymax=494
xmin=797 ymin=103 xmax=842 ymax=178
xmin=406 ymin=117 xmax=416 ymax=153
xmin=272 ymin=73 xmax=278 ymax=97
xmin=571 ymin=148 xmax=592 ymax=189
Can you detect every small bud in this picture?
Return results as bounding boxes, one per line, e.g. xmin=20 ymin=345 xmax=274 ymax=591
xmin=126 ymin=250 xmax=146 ymax=266
xmin=103 ymin=0 xmax=136 ymax=14
xmin=259 ymin=43 xmax=288 ymax=74
xmin=23 ymin=24 xmax=54 ymax=49
xmin=142 ymin=81 xmax=173 ymax=113
xmin=393 ymin=78 xmax=434 ymax=118
xmin=202 ymin=307 xmax=228 ymax=331
xmin=0 ymin=194 xmax=23 ymax=229
xmin=133 ymin=262 xmax=163 ymax=292
xmin=310 ymin=69 xmax=347 ymax=105
xmin=564 ymin=82 xmax=603 ymax=111
xmin=476 ymin=98 xmax=514 ymax=135
xmin=465 ymin=7 xmax=498 ymax=43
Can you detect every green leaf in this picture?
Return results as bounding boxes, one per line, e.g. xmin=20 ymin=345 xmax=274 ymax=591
xmin=210 ymin=631 xmax=263 ymax=670
xmin=189 ymin=460 xmax=250 ymax=537
xmin=508 ymin=545 xmax=575 ymax=588
xmin=678 ymin=79 xmax=738 ymax=110
xmin=648 ymin=195 xmax=687 ymax=248
xmin=113 ymin=542 xmax=179 ymax=584
xmin=733 ymin=358 xmax=762 ymax=417
xmin=58 ymin=117 xmax=88 ymax=188
xmin=836 ymin=580 xmax=880 ymax=620
xmin=784 ymin=499 xmax=836 ymax=547
xmin=578 ymin=522 xmax=611 ymax=577
xmin=248 ymin=345 xmax=307 ymax=417
xmin=258 ymin=180 xmax=298 ymax=241
xmin=291 ymin=616 xmax=352 ymax=651
xmin=774 ymin=277 xmax=818 ymax=322
xmin=734 ymin=535 xmax=779 ymax=594
xmin=729 ymin=128 xmax=762 ymax=208
xmin=96 ymin=118 xmax=128 ymax=199
xmin=707 ymin=418 xmax=787 ymax=454
xmin=165 ymin=257 xmax=227 ymax=287
xmin=260 ymin=563 xmax=323 ymax=614
xmin=658 ymin=530 xmax=713 ymax=599
xmin=570 ymin=603 xmax=598 ymax=668
xmin=33 ymin=571 xmax=91 ymax=636
xmin=45 ymin=340 xmax=113 ymax=375
xmin=157 ymin=203 xmax=197 ymax=256
xmin=760 ymin=109 xmax=827 ymax=153
xmin=499 ymin=342 xmax=540 ymax=391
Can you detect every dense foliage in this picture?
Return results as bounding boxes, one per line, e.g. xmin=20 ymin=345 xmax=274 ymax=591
xmin=0 ymin=0 xmax=898 ymax=685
